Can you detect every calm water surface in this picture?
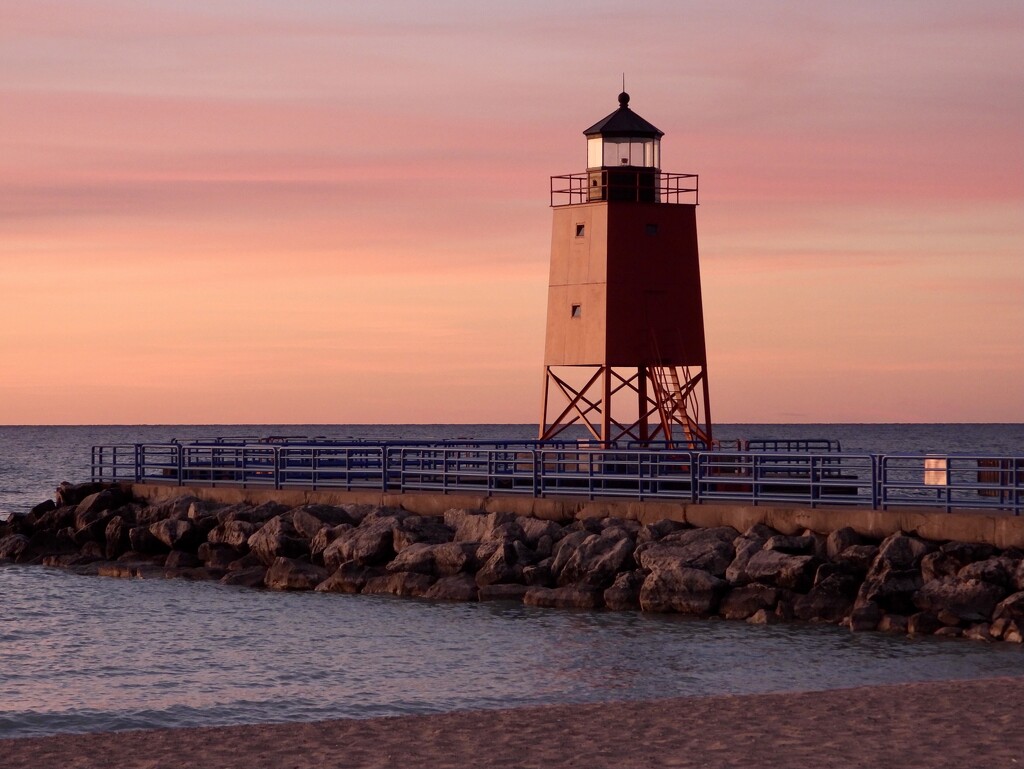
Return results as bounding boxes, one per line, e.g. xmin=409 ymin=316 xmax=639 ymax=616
xmin=1 ymin=566 xmax=1023 ymax=738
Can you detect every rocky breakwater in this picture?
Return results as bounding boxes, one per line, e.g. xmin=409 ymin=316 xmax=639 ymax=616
xmin=4 ymin=482 xmax=1024 ymax=643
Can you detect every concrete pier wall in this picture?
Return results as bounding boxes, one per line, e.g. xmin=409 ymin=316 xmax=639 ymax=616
xmin=130 ymin=483 xmax=1024 ymax=550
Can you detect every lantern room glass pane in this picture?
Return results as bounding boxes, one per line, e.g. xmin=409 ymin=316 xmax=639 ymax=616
xmin=587 ymin=137 xmax=603 ymax=169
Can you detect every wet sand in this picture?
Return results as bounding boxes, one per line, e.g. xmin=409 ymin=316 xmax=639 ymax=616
xmin=3 ymin=676 xmax=1022 ymax=769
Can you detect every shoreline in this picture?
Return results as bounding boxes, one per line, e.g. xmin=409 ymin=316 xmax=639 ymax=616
xmin=3 ymin=676 xmax=1022 ymax=768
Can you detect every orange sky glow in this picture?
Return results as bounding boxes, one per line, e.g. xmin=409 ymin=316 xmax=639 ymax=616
xmin=2 ymin=1 xmax=1022 ymax=424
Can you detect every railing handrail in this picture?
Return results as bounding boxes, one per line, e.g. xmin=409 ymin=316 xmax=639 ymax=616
xmin=88 ymin=441 xmax=1023 ymax=515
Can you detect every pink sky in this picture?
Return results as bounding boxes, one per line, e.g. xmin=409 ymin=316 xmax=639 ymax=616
xmin=1 ymin=1 xmax=1022 ymax=424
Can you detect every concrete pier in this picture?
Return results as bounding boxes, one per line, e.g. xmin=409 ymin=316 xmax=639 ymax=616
xmin=130 ymin=483 xmax=1024 ymax=550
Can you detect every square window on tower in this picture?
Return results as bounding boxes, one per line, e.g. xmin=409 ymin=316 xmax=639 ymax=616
xmin=571 ymin=304 xmax=582 ymax=319
xmin=575 ymin=224 xmax=585 ymax=237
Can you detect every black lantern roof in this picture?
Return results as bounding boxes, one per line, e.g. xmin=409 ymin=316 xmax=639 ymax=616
xmin=582 ymin=92 xmax=664 ymax=139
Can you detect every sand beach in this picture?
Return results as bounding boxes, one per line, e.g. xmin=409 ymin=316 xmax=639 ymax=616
xmin=4 ymin=675 xmax=1021 ymax=769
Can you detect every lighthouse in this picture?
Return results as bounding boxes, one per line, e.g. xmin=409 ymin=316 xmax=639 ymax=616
xmin=539 ymin=92 xmax=713 ymax=447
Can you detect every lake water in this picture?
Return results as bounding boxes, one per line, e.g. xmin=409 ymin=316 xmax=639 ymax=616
xmin=1 ymin=424 xmax=1023 ymax=738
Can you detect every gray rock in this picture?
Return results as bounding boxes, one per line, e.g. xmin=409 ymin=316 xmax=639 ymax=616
xmin=639 ymin=566 xmax=727 ymax=615
xmin=104 ymin=516 xmax=132 ymax=560
xmin=291 ymin=508 xmax=328 ymax=540
xmin=149 ymin=519 xmax=199 ymax=551
xmin=914 ymin=577 xmax=1007 ymax=622
xmin=636 ymin=519 xmax=690 ymax=546
xmin=558 ymin=532 xmax=635 ymax=588
xmin=444 ymin=509 xmax=515 ymax=543
xmin=603 ymin=570 xmax=644 ymax=611
xmin=362 ymin=571 xmax=434 ymax=597
xmin=386 ymin=542 xmax=437 ymax=575
xmin=164 ymin=550 xmax=202 ymax=569
xmin=746 ymin=608 xmax=782 ymax=625
xmin=549 ymin=530 xmax=590 ymax=580
xmin=220 ymin=566 xmax=267 ymax=588
xmin=992 ymin=591 xmax=1024 ymax=623
xmin=833 ymin=544 xmax=878 ymax=573
xmin=637 ymin=528 xmax=736 ymax=579
xmin=247 ymin=515 xmax=310 ymax=566
xmin=264 ymin=557 xmax=328 ymax=591
xmin=475 ymin=543 xmax=523 ymax=587
xmin=957 ymin=557 xmax=1017 ymax=589
xmin=848 ymin=601 xmax=882 ymax=632
xmin=314 ymin=561 xmax=378 ymax=594
xmin=875 ymin=533 xmax=934 ymax=571
xmin=309 ymin=523 xmax=352 ymax=563
xmin=392 ymin=515 xmax=455 ymax=552
xmin=322 ymin=516 xmax=397 ymax=569
xmin=725 ymin=534 xmax=767 ymax=585
xmin=424 ymin=574 xmax=479 ymax=601
xmin=516 ymin=517 xmax=563 ymax=547
xmin=207 ymin=520 xmax=257 ymax=550
xmin=764 ymin=535 xmax=816 ymax=555
xmin=197 ymin=542 xmax=241 ymax=570
xmin=128 ymin=525 xmax=169 ymax=554
xmin=743 ymin=549 xmax=818 ymax=592
xmin=826 ymin=527 xmax=866 ymax=559
xmin=719 ymin=583 xmax=780 ymax=620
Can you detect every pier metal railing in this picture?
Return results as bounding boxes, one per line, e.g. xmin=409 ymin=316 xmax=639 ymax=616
xmin=89 ymin=439 xmax=1024 ymax=515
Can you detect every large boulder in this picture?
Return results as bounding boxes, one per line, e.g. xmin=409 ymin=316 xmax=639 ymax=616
xmin=315 ymin=561 xmax=379 ymax=594
xmin=362 ymin=571 xmax=434 ymax=597
xmin=764 ymin=534 xmax=817 ymax=555
xmin=548 ymin=530 xmax=590 ymax=581
xmin=247 ymin=515 xmax=309 ymax=566
xmin=475 ymin=542 xmax=525 ymax=587
xmin=55 ymin=481 xmax=110 ymax=508
xmin=636 ymin=519 xmax=690 ymax=546
xmin=386 ymin=543 xmax=438 ymax=575
xmin=993 ymin=591 xmax=1024 ymax=623
xmin=742 ymin=550 xmax=818 ymax=592
xmin=719 ymin=583 xmax=780 ymax=620
xmin=0 ymin=533 xmax=30 ymax=561
xmin=921 ymin=541 xmax=998 ymax=583
xmin=424 ymin=574 xmax=479 ymax=601
xmin=639 ymin=566 xmax=727 ymax=615
xmin=637 ymin=527 xmax=737 ymax=579
xmin=392 ymin=516 xmax=455 ymax=552
xmin=149 ymin=519 xmax=201 ymax=551
xmin=310 ymin=524 xmax=353 ymax=564
xmin=290 ymin=508 xmax=328 ymax=540
xmin=826 ymin=527 xmax=867 ymax=559
xmin=725 ymin=533 xmax=768 ymax=585
xmin=793 ymin=568 xmax=856 ymax=623
xmin=558 ymin=531 xmax=635 ymax=588
xmin=207 ymin=520 xmax=257 ymax=550
xmin=957 ymin=557 xmax=1018 ymax=589
xmin=832 ymin=544 xmax=878 ymax=574
xmin=444 ymin=509 xmax=515 ymax=543
xmin=104 ymin=516 xmax=132 ymax=560
xmin=516 ymin=517 xmax=564 ymax=548
xmin=322 ymin=517 xmax=397 ymax=570
xmin=128 ymin=525 xmax=169 ymax=555
xmin=603 ymin=570 xmax=644 ymax=611
xmin=165 ymin=550 xmax=202 ymax=569
xmin=913 ymin=578 xmax=1007 ymax=623
xmin=264 ymin=557 xmax=328 ymax=591
xmin=221 ymin=566 xmax=267 ymax=588
xmin=198 ymin=542 xmax=242 ymax=570
xmin=876 ymin=533 xmax=935 ymax=570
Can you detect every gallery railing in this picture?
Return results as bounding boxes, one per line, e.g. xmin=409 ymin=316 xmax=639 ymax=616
xmin=90 ymin=441 xmax=1024 ymax=515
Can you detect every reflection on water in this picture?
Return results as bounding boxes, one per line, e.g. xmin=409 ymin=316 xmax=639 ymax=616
xmin=1 ymin=566 xmax=1022 ymax=738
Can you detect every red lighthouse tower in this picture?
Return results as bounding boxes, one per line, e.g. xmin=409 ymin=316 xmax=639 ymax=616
xmin=539 ymin=92 xmax=713 ymax=447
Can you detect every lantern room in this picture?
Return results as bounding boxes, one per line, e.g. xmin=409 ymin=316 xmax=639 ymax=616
xmin=583 ymin=92 xmax=663 ymax=202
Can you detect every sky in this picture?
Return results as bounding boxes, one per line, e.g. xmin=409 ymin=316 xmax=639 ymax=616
xmin=1 ymin=0 xmax=1022 ymax=425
